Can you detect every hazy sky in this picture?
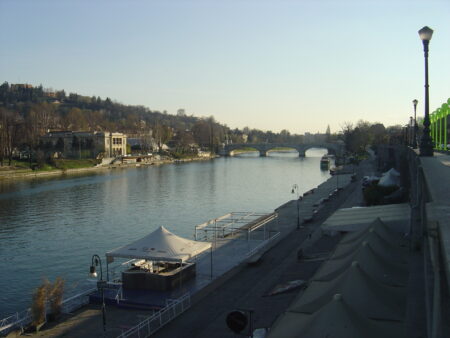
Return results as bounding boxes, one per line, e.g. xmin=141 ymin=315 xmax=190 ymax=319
xmin=1 ymin=0 xmax=449 ymax=134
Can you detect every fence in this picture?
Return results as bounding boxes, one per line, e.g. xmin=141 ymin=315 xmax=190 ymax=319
xmin=245 ymin=232 xmax=280 ymax=260
xmin=118 ymin=293 xmax=191 ymax=338
xmin=0 ymin=308 xmax=32 ymax=335
xmin=402 ymin=146 xmax=446 ymax=338
xmin=0 ymin=286 xmax=96 ymax=336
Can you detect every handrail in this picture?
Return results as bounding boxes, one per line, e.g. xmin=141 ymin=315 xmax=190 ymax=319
xmin=0 ymin=309 xmax=31 ymax=333
xmin=0 ymin=286 xmax=96 ymax=335
xmin=245 ymin=232 xmax=280 ymax=259
xmin=117 ymin=293 xmax=191 ymax=338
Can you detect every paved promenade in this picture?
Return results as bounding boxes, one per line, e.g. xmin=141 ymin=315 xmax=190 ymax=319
xmin=19 ymin=151 xmax=450 ymax=338
xmin=420 ymin=152 xmax=450 ymax=291
xmin=153 ymin=166 xmax=366 ymax=338
xmin=21 ymin=161 xmax=362 ymax=338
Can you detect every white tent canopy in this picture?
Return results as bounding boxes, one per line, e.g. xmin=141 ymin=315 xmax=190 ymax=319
xmin=378 ymin=168 xmax=401 ymax=187
xmin=106 ymin=226 xmax=212 ymax=263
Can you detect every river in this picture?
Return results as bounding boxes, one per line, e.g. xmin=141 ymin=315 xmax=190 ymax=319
xmin=0 ymin=149 xmax=331 ymax=317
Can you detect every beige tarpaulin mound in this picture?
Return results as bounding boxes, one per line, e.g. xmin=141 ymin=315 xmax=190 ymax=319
xmin=313 ymin=241 xmax=408 ymax=286
xmin=290 ymin=261 xmax=406 ymax=321
xmin=330 ymin=227 xmax=408 ymax=265
xmin=321 ymin=204 xmax=410 ymax=233
xmin=268 ymin=218 xmax=409 ymax=337
xmin=106 ymin=226 xmax=211 ymax=262
xmin=268 ymin=294 xmax=405 ymax=338
xmin=340 ymin=218 xmax=405 ymax=247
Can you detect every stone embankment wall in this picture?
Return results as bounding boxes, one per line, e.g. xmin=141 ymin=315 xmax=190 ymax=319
xmin=377 ymin=144 xmax=450 ymax=338
xmin=0 ymin=156 xmax=214 ymax=181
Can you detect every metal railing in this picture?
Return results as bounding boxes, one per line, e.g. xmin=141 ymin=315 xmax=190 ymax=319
xmin=0 ymin=308 xmax=32 ymax=335
xmin=117 ymin=293 xmax=191 ymax=338
xmin=61 ymin=287 xmax=97 ymax=314
xmin=0 ymin=286 xmax=96 ymax=335
xmin=245 ymin=232 xmax=280 ymax=259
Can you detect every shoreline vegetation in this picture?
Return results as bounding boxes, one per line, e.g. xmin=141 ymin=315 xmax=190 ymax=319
xmin=0 ymin=155 xmax=215 ymax=180
xmin=0 ymin=148 xmax=302 ymax=181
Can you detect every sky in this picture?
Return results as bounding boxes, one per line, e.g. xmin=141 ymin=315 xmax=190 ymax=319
xmin=1 ymin=0 xmax=449 ymax=134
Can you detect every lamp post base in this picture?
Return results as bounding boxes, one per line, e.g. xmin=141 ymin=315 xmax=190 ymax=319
xmin=419 ymin=136 xmax=434 ymax=156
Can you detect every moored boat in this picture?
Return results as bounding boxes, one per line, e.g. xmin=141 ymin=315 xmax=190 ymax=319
xmin=320 ymin=155 xmax=330 ymax=170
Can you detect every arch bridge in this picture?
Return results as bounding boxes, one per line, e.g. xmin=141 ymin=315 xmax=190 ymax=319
xmin=221 ymin=143 xmax=344 ymax=157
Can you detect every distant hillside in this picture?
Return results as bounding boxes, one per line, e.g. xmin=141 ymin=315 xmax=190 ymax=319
xmin=0 ymin=82 xmax=215 ymax=135
xmin=0 ymin=82 xmax=316 ymax=165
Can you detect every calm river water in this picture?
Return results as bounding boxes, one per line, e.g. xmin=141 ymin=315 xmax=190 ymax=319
xmin=0 ymin=149 xmax=331 ymax=316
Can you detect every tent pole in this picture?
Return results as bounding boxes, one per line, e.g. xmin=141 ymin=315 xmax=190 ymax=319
xmin=210 ymin=246 xmax=213 ymax=280
xmin=106 ymin=259 xmax=109 ymax=282
xmin=180 ymin=259 xmax=183 ymax=291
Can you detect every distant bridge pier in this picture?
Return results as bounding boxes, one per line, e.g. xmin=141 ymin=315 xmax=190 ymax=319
xmin=222 ymin=142 xmax=344 ymax=158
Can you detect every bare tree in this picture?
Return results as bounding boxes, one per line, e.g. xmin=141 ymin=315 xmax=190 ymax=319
xmin=0 ymin=108 xmax=21 ymax=166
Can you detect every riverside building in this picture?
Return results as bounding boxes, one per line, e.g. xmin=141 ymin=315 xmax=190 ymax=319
xmin=40 ymin=131 xmax=127 ymax=159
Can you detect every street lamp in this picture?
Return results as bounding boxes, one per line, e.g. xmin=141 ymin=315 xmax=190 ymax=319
xmin=418 ymin=26 xmax=434 ymax=156
xmin=90 ymin=254 xmax=106 ymax=333
xmin=409 ymin=116 xmax=414 ymax=146
xmin=291 ymin=184 xmax=300 ymax=230
xmin=412 ymin=99 xmax=418 ymax=149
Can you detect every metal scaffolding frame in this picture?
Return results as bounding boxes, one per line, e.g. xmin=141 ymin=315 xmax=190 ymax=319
xmin=194 ymin=211 xmax=278 ymax=242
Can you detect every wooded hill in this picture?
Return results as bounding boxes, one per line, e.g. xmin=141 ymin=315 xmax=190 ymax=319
xmin=0 ymin=82 xmax=406 ymax=167
xmin=0 ymin=82 xmax=312 ymax=165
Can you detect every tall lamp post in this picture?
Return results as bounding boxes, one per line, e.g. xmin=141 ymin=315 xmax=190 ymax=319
xmin=291 ymin=184 xmax=300 ymax=230
xmin=412 ymin=99 xmax=418 ymax=149
xmin=90 ymin=254 xmax=106 ymax=333
xmin=418 ymin=26 xmax=434 ymax=156
xmin=409 ymin=116 xmax=414 ymax=146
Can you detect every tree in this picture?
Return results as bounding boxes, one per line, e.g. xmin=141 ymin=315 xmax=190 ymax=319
xmin=279 ymin=129 xmax=291 ymax=143
xmin=172 ymin=130 xmax=195 ymax=153
xmin=153 ymin=121 xmax=173 ymax=152
xmin=369 ymin=123 xmax=387 ymax=146
xmin=56 ymin=90 xmax=66 ymax=101
xmin=192 ymin=120 xmax=211 ymax=148
xmin=64 ymin=108 xmax=88 ymax=130
xmin=0 ymin=107 xmax=21 ymax=165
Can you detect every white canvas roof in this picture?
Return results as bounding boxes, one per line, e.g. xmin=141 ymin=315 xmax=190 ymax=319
xmin=106 ymin=226 xmax=211 ymax=262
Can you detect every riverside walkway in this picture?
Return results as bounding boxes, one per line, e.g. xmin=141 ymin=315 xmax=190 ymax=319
xmin=152 ymin=166 xmax=364 ymax=338
xmin=22 ymin=149 xmax=450 ymax=338
xmin=19 ymin=167 xmax=355 ymax=337
xmin=420 ymin=152 xmax=450 ymax=288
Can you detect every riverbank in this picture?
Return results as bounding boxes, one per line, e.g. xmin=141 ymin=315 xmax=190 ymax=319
xmin=12 ymin=163 xmax=359 ymax=337
xmin=0 ymin=155 xmax=215 ymax=181
xmin=153 ymin=167 xmax=363 ymax=338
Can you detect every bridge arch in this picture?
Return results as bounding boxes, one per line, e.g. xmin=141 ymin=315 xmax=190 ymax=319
xmin=221 ymin=143 xmax=343 ymax=157
xmin=227 ymin=146 xmax=260 ymax=157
